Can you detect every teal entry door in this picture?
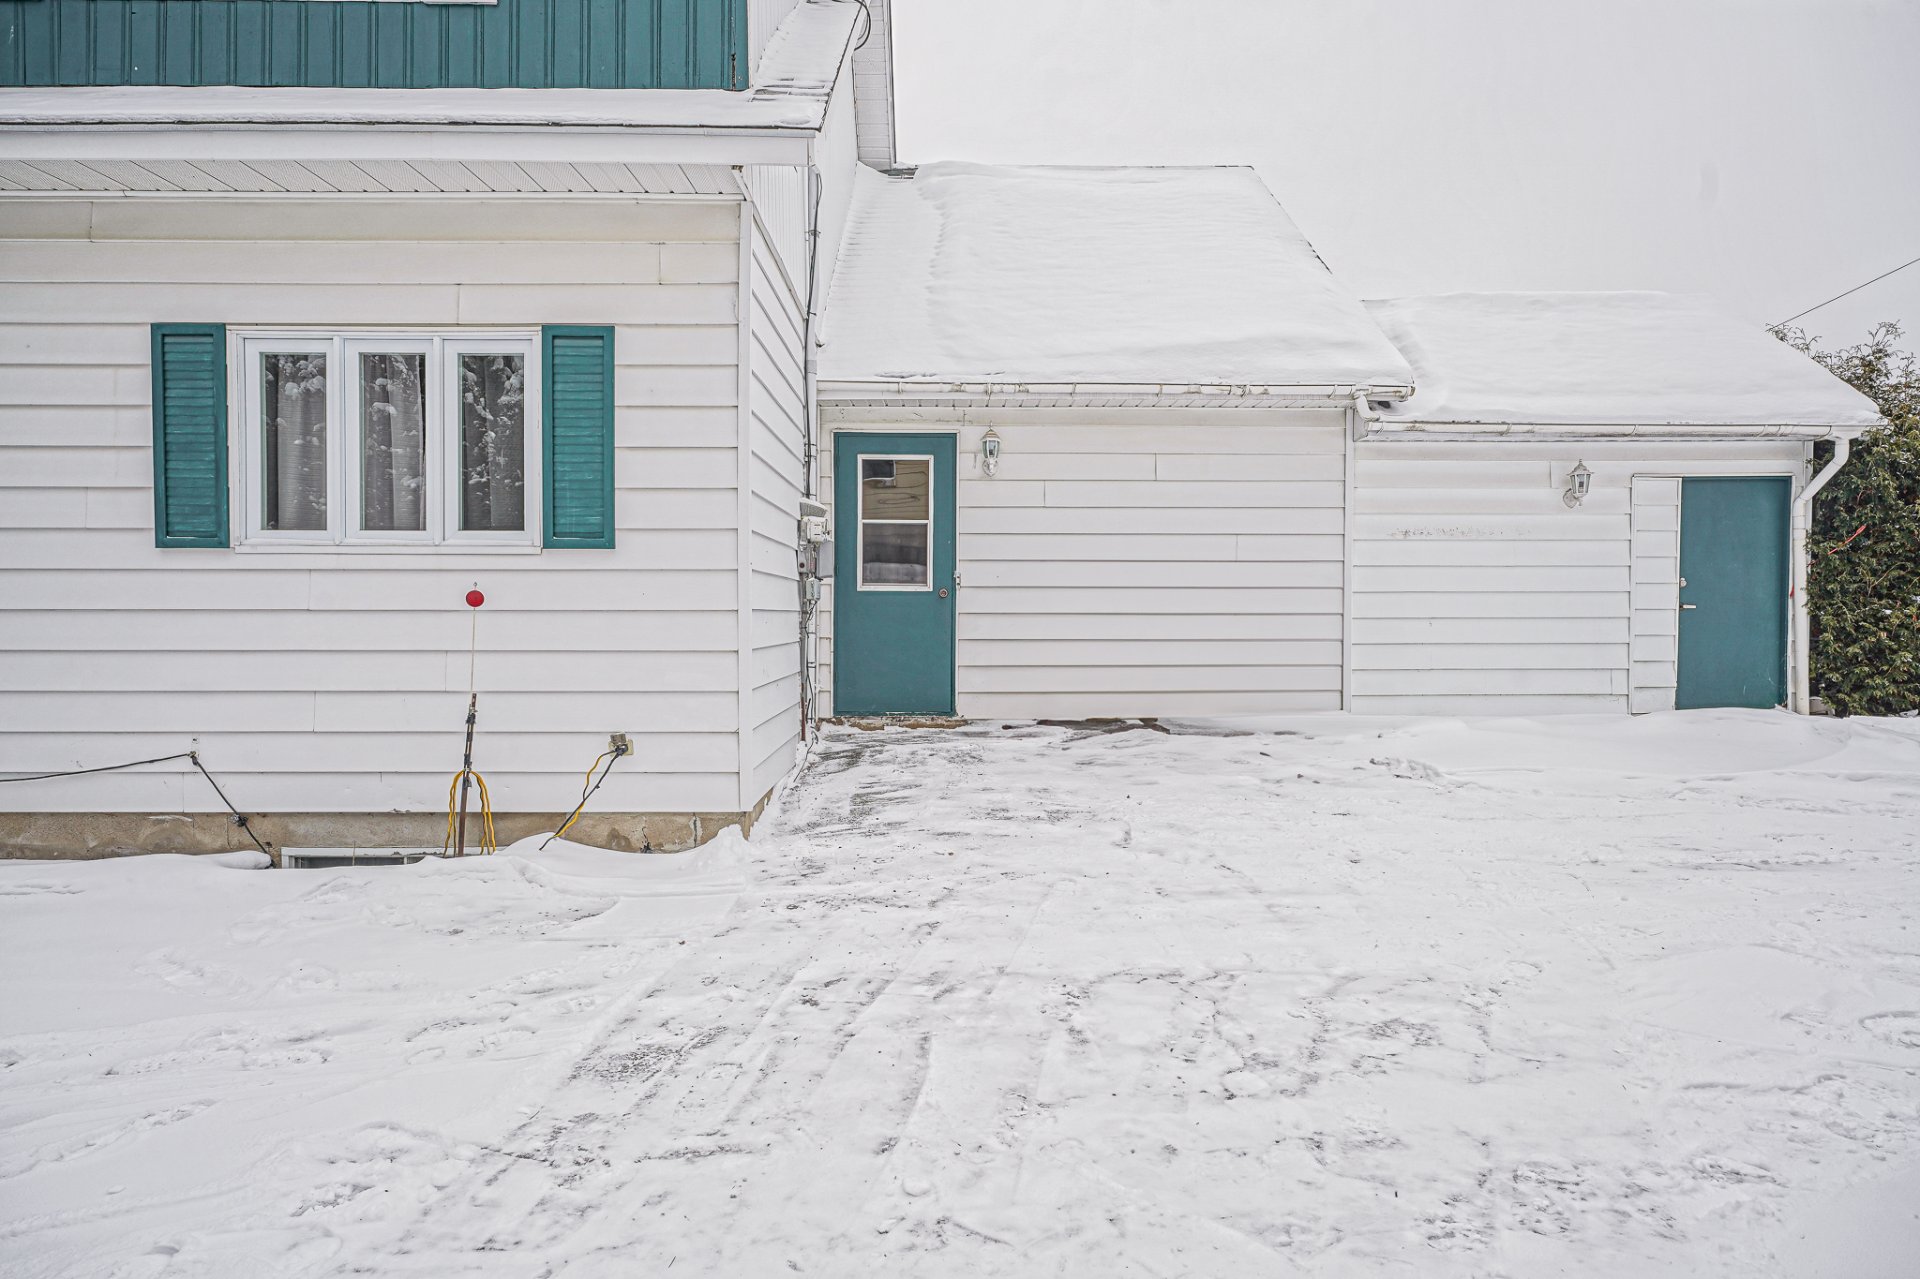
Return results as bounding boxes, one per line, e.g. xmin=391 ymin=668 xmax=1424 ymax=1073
xmin=832 ymin=433 xmax=957 ymax=716
xmin=1675 ymin=476 xmax=1791 ymax=709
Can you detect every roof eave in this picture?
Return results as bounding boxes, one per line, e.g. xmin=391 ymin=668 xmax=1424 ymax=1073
xmin=0 ymin=117 xmax=817 ymax=169
xmin=1361 ymin=418 xmax=1880 ymax=441
xmin=820 ymin=378 xmax=1417 ymax=407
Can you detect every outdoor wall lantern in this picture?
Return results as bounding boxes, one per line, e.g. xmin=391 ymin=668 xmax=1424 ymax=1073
xmin=1562 ymin=460 xmax=1592 ymax=508
xmin=981 ymin=428 xmax=1002 ymax=477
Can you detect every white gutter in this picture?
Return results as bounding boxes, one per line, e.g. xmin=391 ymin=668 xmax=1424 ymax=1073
xmin=1350 ymin=388 xmax=1387 ymax=440
xmin=0 ymin=122 xmax=814 ymax=167
xmin=1359 ymin=420 xmax=1867 ymax=441
xmin=1790 ymin=437 xmax=1852 ymax=714
xmin=819 ymin=379 xmax=1416 ymax=404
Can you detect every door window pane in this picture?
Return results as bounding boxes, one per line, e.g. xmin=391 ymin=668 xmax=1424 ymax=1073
xmin=860 ymin=455 xmax=934 ymax=587
xmin=862 ymin=457 xmax=930 ymax=519
xmin=862 ymin=522 xmax=930 ymax=585
xmin=261 ymin=352 xmax=328 ymax=531
xmin=459 ymin=353 xmax=526 ymax=532
xmin=359 ymin=352 xmax=427 ymax=533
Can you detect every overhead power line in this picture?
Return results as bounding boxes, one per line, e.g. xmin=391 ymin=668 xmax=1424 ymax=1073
xmin=1773 ymin=254 xmax=1920 ymax=328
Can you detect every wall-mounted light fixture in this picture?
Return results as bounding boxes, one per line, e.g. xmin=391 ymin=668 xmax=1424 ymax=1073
xmin=1562 ymin=460 xmax=1592 ymax=508
xmin=980 ymin=428 xmax=1002 ymax=477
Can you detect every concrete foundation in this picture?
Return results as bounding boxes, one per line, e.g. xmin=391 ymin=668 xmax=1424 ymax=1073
xmin=0 ymin=791 xmax=774 ymax=862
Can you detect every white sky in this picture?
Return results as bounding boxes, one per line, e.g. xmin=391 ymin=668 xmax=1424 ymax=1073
xmin=891 ymin=0 xmax=1920 ymax=352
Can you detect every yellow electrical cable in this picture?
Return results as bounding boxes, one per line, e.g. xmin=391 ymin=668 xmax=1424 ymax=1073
xmin=553 ymin=750 xmax=614 ymax=843
xmin=443 ymin=768 xmax=496 ymax=856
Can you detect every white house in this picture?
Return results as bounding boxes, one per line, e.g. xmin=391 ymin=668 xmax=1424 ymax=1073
xmin=811 ymin=165 xmax=1882 ymax=723
xmin=814 ymin=163 xmax=1415 ymax=721
xmin=0 ymin=4 xmax=1885 ymax=860
xmin=0 ymin=0 xmax=896 ymax=857
xmin=1354 ymin=292 xmax=1881 ymax=716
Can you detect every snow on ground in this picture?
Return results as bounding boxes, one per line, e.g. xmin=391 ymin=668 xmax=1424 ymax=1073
xmin=4 ymin=710 xmax=1919 ymax=1277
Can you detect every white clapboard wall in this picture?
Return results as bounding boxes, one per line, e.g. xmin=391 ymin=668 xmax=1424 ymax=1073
xmin=0 ymin=195 xmax=768 ymax=816
xmin=818 ymin=408 xmax=1349 ymax=719
xmin=742 ymin=214 xmax=808 ymax=802
xmin=748 ymin=0 xmax=805 ymax=78
xmin=849 ymin=0 xmax=896 ymax=170
xmin=742 ymin=19 xmax=861 ymax=299
xmin=1350 ymin=439 xmax=1809 ymax=715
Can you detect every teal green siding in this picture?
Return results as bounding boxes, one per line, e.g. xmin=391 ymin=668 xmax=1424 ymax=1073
xmin=150 ymin=323 xmax=229 ymax=548
xmin=2 ymin=0 xmax=746 ymax=90
xmin=542 ymin=325 xmax=615 ymax=550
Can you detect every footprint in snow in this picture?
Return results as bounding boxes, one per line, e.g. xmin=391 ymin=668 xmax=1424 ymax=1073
xmin=1222 ymin=1070 xmax=1269 ymax=1098
xmin=1862 ymin=1011 xmax=1920 ymax=1049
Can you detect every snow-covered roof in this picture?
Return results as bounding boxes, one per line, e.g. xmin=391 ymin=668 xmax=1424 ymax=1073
xmin=820 ymin=163 xmax=1415 ymax=394
xmin=1366 ymin=292 xmax=1883 ymax=432
xmin=0 ymin=0 xmax=861 ymax=134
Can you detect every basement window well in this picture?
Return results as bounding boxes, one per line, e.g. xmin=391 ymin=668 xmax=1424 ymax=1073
xmin=279 ymin=848 xmax=440 ymax=869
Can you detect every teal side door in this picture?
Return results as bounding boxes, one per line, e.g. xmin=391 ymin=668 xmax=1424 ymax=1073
xmin=1676 ymin=476 xmax=1791 ymax=709
xmin=832 ymin=433 xmax=957 ymax=716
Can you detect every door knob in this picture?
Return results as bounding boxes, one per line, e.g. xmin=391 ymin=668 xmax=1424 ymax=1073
xmin=1680 ymin=603 xmax=1698 ymax=610
xmin=938 ymin=588 xmax=950 ymax=598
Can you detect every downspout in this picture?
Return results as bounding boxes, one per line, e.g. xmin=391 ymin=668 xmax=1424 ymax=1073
xmin=802 ymin=163 xmax=824 ymax=502
xmin=1790 ymin=436 xmax=1851 ymax=714
xmin=1342 ymin=390 xmax=1388 ymax=709
xmin=799 ymin=162 xmax=825 ymax=736
xmin=1349 ymin=388 xmax=1385 ymax=440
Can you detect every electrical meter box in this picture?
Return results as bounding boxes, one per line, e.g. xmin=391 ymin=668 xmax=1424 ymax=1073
xmin=798 ymin=502 xmax=833 ymax=579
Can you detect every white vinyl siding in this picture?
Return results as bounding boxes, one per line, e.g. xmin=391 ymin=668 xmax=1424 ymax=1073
xmin=850 ymin=0 xmax=896 ymax=169
xmin=743 ymin=22 xmax=858 ymax=300
xmin=814 ymin=54 xmax=861 ymax=289
xmin=820 ymin=408 xmax=1348 ymax=719
xmin=742 ymin=217 xmax=808 ymax=801
xmin=740 ymin=165 xmax=809 ymax=295
xmin=0 ymin=195 xmax=751 ymax=817
xmin=1350 ymin=440 xmax=1808 ymax=715
xmin=749 ymin=0 xmax=805 ymax=78
xmin=1629 ymin=476 xmax=1683 ymax=713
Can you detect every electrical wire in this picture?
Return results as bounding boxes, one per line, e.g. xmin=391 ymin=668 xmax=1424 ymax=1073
xmin=0 ymin=751 xmax=196 ymax=783
xmin=443 ymin=769 xmax=496 ymax=857
xmin=1774 ymin=254 xmax=1920 ymax=328
xmin=542 ymin=744 xmax=628 ymax=850
xmin=1 ymin=750 xmax=274 ymax=861
xmin=189 ymin=752 xmax=276 ymax=861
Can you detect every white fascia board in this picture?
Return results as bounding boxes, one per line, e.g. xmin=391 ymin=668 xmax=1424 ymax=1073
xmin=818 ymin=378 xmax=1414 ymax=404
xmin=1361 ymin=420 xmax=1875 ymax=441
xmin=0 ymin=124 xmax=813 ymax=167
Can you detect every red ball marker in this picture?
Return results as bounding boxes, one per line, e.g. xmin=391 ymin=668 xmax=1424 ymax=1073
xmin=466 ymin=589 xmax=485 ymax=608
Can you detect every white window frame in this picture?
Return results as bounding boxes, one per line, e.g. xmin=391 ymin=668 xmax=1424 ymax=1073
xmin=231 ymin=328 xmax=542 ymax=552
xmin=855 ymin=453 xmax=935 ymax=592
xmin=343 ymin=335 xmax=435 ymax=547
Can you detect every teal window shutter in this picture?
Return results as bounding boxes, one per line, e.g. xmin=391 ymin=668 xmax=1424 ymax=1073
xmin=542 ymin=326 xmax=616 ymax=549
xmin=150 ymin=324 xmax=229 ymax=548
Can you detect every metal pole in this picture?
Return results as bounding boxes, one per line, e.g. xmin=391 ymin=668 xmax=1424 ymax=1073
xmin=453 ymin=687 xmax=476 ymax=856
